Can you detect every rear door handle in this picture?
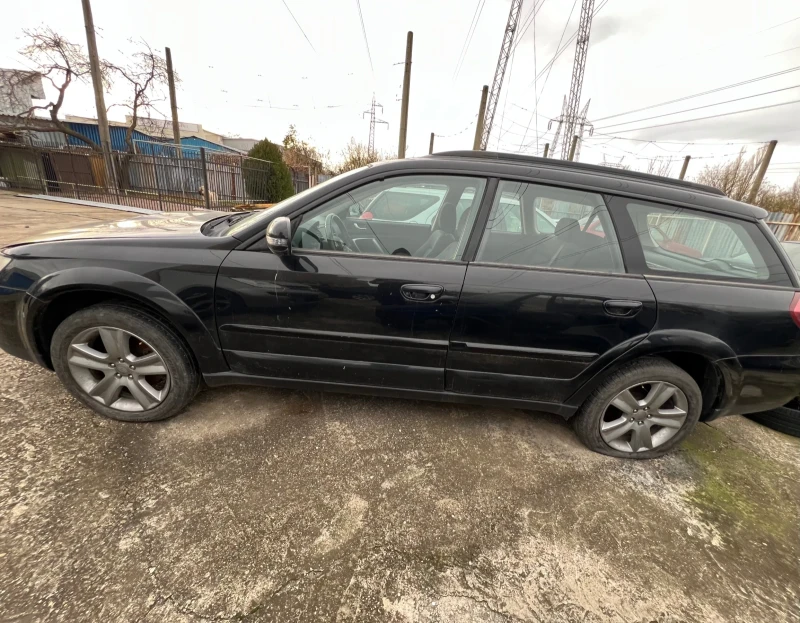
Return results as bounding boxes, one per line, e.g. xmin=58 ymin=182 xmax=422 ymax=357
xmin=604 ymin=300 xmax=643 ymax=317
xmin=401 ymin=284 xmax=444 ymax=302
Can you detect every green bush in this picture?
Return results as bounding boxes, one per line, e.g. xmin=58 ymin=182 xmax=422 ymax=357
xmin=245 ymin=139 xmax=294 ymax=202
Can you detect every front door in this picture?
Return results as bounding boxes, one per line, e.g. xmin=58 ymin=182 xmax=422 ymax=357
xmin=447 ymin=180 xmax=657 ymax=406
xmin=215 ymin=174 xmax=487 ymax=392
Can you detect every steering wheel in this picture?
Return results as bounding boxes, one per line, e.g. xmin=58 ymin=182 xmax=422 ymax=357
xmin=324 ymin=213 xmax=356 ymax=252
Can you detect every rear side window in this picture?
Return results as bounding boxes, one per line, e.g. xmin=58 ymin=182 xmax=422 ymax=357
xmin=475 ymin=181 xmax=624 ymax=273
xmin=624 ymin=201 xmax=789 ymax=284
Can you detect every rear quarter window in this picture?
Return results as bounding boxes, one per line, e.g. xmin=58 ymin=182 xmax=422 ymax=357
xmin=623 ymin=201 xmax=792 ymax=286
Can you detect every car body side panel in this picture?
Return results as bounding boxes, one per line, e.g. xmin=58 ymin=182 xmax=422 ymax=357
xmin=215 ymin=250 xmax=467 ymax=391
xmin=447 ymin=265 xmax=657 ymax=403
xmin=2 ymin=239 xmax=233 ymax=373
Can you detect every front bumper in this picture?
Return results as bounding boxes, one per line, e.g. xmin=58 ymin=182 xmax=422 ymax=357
xmin=0 ymin=286 xmax=35 ymax=363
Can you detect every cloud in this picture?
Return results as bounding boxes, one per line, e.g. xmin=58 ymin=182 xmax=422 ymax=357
xmin=590 ymin=16 xmax=622 ymax=46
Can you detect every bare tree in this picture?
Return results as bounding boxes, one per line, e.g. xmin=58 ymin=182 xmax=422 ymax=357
xmin=282 ymin=124 xmax=328 ymax=175
xmin=695 ymin=146 xmax=767 ymax=202
xmin=334 ymin=138 xmax=394 ymax=174
xmin=643 ymin=156 xmax=672 ymax=177
xmin=0 ymin=27 xmax=108 ymax=150
xmin=105 ymin=41 xmax=169 ymax=152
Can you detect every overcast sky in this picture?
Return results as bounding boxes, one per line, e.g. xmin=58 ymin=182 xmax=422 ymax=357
xmin=2 ymin=0 xmax=799 ymax=185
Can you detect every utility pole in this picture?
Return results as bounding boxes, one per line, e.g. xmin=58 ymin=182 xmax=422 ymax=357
xmin=165 ymin=47 xmax=181 ymax=155
xmin=543 ymin=143 xmax=549 ymax=158
xmin=363 ymin=94 xmax=388 ymax=158
xmin=481 ymin=0 xmax=523 ymax=149
xmin=473 ymin=85 xmax=489 ymax=150
xmin=567 ymin=135 xmax=579 ymax=161
xmin=747 ymin=140 xmax=778 ymax=204
xmin=80 ymin=0 xmax=115 ymax=187
xmin=398 ymin=31 xmax=413 ymax=159
xmin=678 ymin=155 xmax=691 ymax=180
xmin=429 ymin=132 xmax=435 ymax=154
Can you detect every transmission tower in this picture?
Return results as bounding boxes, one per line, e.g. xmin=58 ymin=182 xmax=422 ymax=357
xmin=480 ymin=0 xmax=524 ymax=150
xmin=573 ymin=99 xmax=594 ymax=162
xmin=560 ymin=0 xmax=595 ymax=159
xmin=363 ymin=94 xmax=388 ymax=157
xmin=549 ymin=96 xmax=567 ymax=158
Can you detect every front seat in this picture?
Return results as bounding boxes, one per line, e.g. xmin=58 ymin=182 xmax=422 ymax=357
xmin=416 ymin=201 xmax=458 ymax=258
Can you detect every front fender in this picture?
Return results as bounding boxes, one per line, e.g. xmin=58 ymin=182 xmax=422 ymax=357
xmin=565 ymin=329 xmax=743 ymax=410
xmin=23 ymin=267 xmax=229 ymax=374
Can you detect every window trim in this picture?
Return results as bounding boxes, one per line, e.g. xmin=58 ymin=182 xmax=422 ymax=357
xmin=286 ymin=172 xmax=491 ymax=263
xmin=607 ymin=195 xmax=793 ymax=287
xmin=464 ymin=178 xmax=626 ymax=275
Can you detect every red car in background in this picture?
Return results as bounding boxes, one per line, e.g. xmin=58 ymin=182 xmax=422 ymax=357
xmin=585 ymin=218 xmax=702 ymax=258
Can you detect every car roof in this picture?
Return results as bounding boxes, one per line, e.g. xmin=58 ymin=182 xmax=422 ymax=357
xmin=415 ymin=150 xmax=768 ymax=220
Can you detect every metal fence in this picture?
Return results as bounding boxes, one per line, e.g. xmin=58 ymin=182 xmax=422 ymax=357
xmin=0 ymin=141 xmax=274 ymax=212
xmin=766 ymin=212 xmax=800 ymax=243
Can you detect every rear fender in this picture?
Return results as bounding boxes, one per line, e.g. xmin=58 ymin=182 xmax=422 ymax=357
xmin=565 ymin=329 xmax=743 ymax=409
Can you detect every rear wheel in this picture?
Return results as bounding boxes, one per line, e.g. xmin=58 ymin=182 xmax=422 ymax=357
xmin=746 ymin=401 xmax=800 ymax=437
xmin=51 ymin=305 xmax=199 ymax=422
xmin=572 ymin=357 xmax=702 ymax=459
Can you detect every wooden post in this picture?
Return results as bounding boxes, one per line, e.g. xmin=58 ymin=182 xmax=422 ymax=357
xmin=678 ymin=155 xmax=691 ymax=180
xmin=567 ymin=135 xmax=579 ymax=161
xmin=429 ymin=132 xmax=435 ymax=154
xmin=473 ymin=86 xmax=489 ymax=150
xmin=543 ymin=143 xmax=550 ymax=158
xmin=398 ymin=32 xmax=413 ymax=159
xmin=747 ymin=140 xmax=778 ymax=204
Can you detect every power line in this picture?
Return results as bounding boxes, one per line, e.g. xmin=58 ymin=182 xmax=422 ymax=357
xmin=453 ymin=0 xmax=486 ymax=79
xmin=281 ymin=0 xmax=317 ymax=54
xmin=592 ymin=66 xmax=800 ymax=123
xmin=511 ymin=0 xmax=547 ymax=54
xmin=517 ymin=0 xmax=579 ymax=152
xmin=355 ymin=0 xmax=373 ymax=72
xmin=606 ymin=99 xmax=800 ymax=135
xmin=596 ymin=84 xmax=800 ymax=131
xmin=528 ymin=0 xmax=609 ymax=87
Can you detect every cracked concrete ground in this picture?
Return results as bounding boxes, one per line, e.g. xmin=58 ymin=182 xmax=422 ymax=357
xmin=1 ymin=350 xmax=799 ymax=623
xmin=1 ymin=192 xmax=800 ymax=622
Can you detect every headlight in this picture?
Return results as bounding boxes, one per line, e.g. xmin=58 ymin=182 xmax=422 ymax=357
xmin=0 ymin=253 xmax=10 ymax=272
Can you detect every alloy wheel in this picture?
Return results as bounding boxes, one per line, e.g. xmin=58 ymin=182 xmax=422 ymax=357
xmin=600 ymin=381 xmax=689 ymax=453
xmin=67 ymin=327 xmax=170 ymax=412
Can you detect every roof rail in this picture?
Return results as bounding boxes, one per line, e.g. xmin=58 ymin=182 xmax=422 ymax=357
xmin=427 ymin=150 xmax=725 ymax=197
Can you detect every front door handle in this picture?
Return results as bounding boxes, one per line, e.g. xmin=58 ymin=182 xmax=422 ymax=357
xmin=401 ymin=284 xmax=444 ymax=302
xmin=604 ymin=299 xmax=643 ymax=317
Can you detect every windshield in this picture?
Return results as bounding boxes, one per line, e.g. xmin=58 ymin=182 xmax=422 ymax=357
xmin=224 ymin=168 xmax=366 ymax=237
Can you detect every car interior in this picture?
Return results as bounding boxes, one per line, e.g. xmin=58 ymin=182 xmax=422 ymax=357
xmin=476 ymin=183 xmax=625 ymax=273
xmin=624 ymin=202 xmax=769 ymax=281
xmin=292 ymin=176 xmax=485 ymax=260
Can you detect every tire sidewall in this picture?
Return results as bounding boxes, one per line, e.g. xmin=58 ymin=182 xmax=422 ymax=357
xmin=51 ymin=305 xmax=198 ymax=422
xmin=575 ymin=358 xmax=703 ymax=459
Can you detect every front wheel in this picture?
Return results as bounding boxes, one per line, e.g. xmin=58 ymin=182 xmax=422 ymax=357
xmin=572 ymin=357 xmax=702 ymax=459
xmin=51 ymin=305 xmax=200 ymax=422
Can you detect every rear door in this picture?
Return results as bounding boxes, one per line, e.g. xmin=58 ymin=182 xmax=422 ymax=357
xmin=215 ymin=174 xmax=486 ymax=392
xmin=447 ymin=180 xmax=657 ymax=406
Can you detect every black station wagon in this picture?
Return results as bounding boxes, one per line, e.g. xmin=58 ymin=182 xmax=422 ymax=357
xmin=2 ymin=151 xmax=799 ymax=459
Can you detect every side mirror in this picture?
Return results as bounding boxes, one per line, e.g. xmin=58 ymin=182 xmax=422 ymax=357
xmin=266 ymin=216 xmax=291 ymax=255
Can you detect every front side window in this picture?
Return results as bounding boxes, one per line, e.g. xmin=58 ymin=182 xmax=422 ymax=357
xmin=292 ymin=175 xmax=486 ymax=261
xmin=475 ymin=181 xmax=624 ymax=273
xmin=624 ymin=202 xmax=783 ymax=283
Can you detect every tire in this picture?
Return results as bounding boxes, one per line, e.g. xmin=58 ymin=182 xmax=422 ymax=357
xmin=572 ymin=357 xmax=702 ymax=459
xmin=746 ymin=403 xmax=800 ymax=437
xmin=51 ymin=304 xmax=199 ymax=422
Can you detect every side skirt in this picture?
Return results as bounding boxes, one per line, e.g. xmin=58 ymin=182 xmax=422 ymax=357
xmin=202 ymin=371 xmax=577 ymax=419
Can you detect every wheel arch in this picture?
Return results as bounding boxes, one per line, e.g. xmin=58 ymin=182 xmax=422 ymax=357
xmin=566 ymin=330 xmax=742 ymax=420
xmin=23 ymin=268 xmax=228 ymax=374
